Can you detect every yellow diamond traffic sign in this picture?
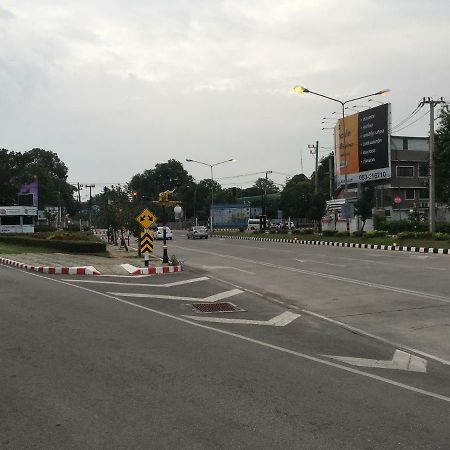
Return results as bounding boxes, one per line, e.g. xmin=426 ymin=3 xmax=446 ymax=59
xmin=135 ymin=208 xmax=157 ymax=229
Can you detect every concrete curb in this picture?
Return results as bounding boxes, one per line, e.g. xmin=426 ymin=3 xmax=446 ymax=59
xmin=0 ymin=256 xmax=101 ymax=275
xmin=212 ymin=235 xmax=450 ymax=255
xmin=121 ymin=263 xmax=183 ymax=275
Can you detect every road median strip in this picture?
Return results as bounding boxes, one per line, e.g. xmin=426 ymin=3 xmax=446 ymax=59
xmin=212 ymin=234 xmax=450 ymax=255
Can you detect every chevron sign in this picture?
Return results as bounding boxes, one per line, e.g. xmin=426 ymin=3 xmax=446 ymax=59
xmin=140 ymin=231 xmax=154 ymax=253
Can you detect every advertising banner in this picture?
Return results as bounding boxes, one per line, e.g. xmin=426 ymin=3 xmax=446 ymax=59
xmin=335 ymin=103 xmax=391 ymax=185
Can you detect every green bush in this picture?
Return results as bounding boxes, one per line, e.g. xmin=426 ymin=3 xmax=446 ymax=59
xmin=396 ymin=231 xmax=416 ymax=240
xmin=365 ymin=230 xmax=388 ymax=238
xmin=0 ymin=235 xmax=106 ymax=253
xmin=335 ymin=231 xmax=349 ymax=237
xmin=352 ymin=230 xmax=365 ymax=237
xmin=322 ymin=230 xmax=338 ymax=236
xmin=396 ymin=231 xmax=434 ymax=240
xmin=34 ymin=225 xmax=57 ymax=232
xmin=436 ymin=223 xmax=450 ymax=234
xmin=433 ymin=232 xmax=450 ymax=241
xmin=376 ymin=220 xmax=427 ymax=234
xmin=299 ymin=228 xmax=314 ymax=235
xmin=414 ymin=231 xmax=433 ymax=239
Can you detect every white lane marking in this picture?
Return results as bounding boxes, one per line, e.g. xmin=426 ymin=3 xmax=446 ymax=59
xmin=6 ymin=266 xmax=450 ymax=404
xmin=425 ymin=267 xmax=448 ymax=271
xmin=64 ymin=276 xmax=210 ymax=287
xmin=182 ymin=311 xmax=300 ymax=327
xmin=203 ymin=266 xmax=255 ymax=274
xmin=410 ymin=255 xmax=429 ymax=260
xmin=323 ymin=350 xmax=427 ymax=373
xmin=106 ymin=288 xmax=243 ymax=303
xmin=201 ymin=288 xmax=243 ymax=302
xmin=302 ymin=309 xmax=450 ymax=366
xmin=294 ymin=258 xmax=346 ymax=267
xmin=107 ymin=292 xmax=200 ymax=301
xmin=172 ymin=244 xmax=450 ymax=304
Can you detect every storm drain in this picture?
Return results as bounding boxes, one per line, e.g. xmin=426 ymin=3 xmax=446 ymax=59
xmin=191 ymin=302 xmax=245 ymax=313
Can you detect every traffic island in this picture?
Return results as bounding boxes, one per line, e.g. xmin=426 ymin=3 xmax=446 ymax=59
xmin=121 ymin=263 xmax=183 ymax=275
xmin=0 ymin=256 xmax=100 ymax=275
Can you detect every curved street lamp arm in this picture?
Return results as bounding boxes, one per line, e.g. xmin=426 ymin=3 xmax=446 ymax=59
xmin=185 ymin=158 xmax=211 ymax=168
xmin=343 ymin=91 xmax=388 ymax=105
xmin=212 ymin=158 xmax=236 ymax=167
xmin=305 ymin=90 xmax=344 ymax=107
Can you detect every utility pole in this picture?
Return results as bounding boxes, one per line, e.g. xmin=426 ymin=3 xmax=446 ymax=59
xmin=419 ymin=97 xmax=446 ymax=233
xmin=77 ymin=183 xmax=83 ymax=231
xmin=261 ymin=170 xmax=272 ymax=230
xmin=329 ymin=152 xmax=334 ymax=199
xmin=85 ymin=184 xmax=95 ymax=229
xmin=308 ymin=141 xmax=319 ymax=194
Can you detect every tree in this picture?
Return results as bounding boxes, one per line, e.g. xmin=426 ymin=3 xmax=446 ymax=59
xmin=129 ymin=159 xmax=194 ymax=202
xmin=21 ymin=148 xmax=76 ymax=212
xmin=280 ymin=174 xmax=312 ymax=219
xmin=354 ymin=185 xmax=375 ymax=231
xmin=434 ymin=108 xmax=450 ymax=204
xmin=0 ymin=149 xmax=26 ymax=205
xmin=308 ymin=193 xmax=326 ymax=230
xmin=0 ymin=148 xmax=75 ymax=212
xmin=95 ymin=185 xmax=133 ymax=240
xmin=311 ymin=153 xmax=334 ymax=200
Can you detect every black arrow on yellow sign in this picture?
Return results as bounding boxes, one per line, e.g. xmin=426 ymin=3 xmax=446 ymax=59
xmin=140 ymin=231 xmax=154 ymax=253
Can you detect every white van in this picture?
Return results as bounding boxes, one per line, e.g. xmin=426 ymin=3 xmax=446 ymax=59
xmin=247 ymin=218 xmax=261 ymax=231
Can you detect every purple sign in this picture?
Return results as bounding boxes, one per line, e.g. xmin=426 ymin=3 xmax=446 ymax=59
xmin=19 ymin=179 xmax=39 ymax=207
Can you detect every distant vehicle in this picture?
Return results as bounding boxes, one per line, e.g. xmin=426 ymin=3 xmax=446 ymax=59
xmin=247 ymin=218 xmax=261 ymax=231
xmin=187 ymin=226 xmax=208 ymax=239
xmin=154 ymin=226 xmax=173 ymax=240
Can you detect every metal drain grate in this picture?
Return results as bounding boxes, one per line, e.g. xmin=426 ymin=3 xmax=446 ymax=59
xmin=191 ymin=302 xmax=245 ymax=313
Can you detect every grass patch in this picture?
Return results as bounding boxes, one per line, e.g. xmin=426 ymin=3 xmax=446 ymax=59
xmin=0 ymin=241 xmax=57 ymax=255
xmin=212 ymin=231 xmax=450 ymax=250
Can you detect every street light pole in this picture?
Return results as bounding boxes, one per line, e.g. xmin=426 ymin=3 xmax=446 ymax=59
xmin=185 ymin=158 xmax=236 ymax=232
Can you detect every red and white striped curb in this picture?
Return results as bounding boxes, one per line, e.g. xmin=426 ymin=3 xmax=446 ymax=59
xmin=121 ymin=263 xmax=182 ymax=275
xmin=0 ymin=256 xmax=101 ymax=275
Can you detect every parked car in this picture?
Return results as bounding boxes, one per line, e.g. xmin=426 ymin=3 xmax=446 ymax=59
xmin=187 ymin=226 xmax=208 ymax=239
xmin=154 ymin=226 xmax=173 ymax=240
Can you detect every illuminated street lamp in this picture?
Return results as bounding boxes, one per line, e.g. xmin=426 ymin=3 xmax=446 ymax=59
xmin=185 ymin=158 xmax=236 ymax=231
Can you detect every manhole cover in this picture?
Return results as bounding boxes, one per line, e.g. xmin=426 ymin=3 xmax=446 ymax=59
xmin=191 ymin=302 xmax=245 ymax=313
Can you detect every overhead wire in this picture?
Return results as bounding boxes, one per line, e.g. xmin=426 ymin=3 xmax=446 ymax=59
xmin=391 ymin=109 xmax=430 ymax=133
xmin=390 ymin=105 xmax=422 ymax=131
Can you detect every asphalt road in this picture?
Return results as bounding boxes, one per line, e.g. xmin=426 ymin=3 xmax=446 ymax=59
xmin=1 ymin=254 xmax=450 ymax=449
xmin=168 ymin=231 xmax=450 ymax=362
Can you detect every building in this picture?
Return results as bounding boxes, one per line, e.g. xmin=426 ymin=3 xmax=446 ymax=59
xmin=325 ymin=134 xmax=433 ymax=231
xmin=376 ymin=135 xmax=429 ymax=221
xmin=0 ymin=206 xmax=37 ymax=233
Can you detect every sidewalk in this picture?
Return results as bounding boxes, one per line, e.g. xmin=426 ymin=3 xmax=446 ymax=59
xmin=0 ymin=244 xmax=181 ymax=276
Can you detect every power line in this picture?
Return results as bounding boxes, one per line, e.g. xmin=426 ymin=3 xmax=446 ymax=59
xmin=216 ymin=171 xmax=267 ymax=180
xmin=390 ymin=105 xmax=422 ymax=131
xmin=392 ymin=109 xmax=430 ymax=133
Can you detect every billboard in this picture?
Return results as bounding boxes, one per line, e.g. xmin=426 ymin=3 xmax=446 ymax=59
xmin=335 ymin=103 xmax=391 ymax=185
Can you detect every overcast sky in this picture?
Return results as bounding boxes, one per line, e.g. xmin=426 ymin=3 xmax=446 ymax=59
xmin=1 ymin=0 xmax=449 ymax=200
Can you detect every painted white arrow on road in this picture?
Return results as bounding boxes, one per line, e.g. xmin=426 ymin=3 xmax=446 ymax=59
xmin=107 ymin=288 xmax=243 ymax=303
xmin=322 ymin=350 xmax=427 ymax=372
xmin=182 ymin=311 xmax=301 ymax=327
